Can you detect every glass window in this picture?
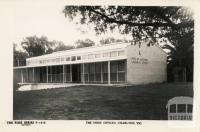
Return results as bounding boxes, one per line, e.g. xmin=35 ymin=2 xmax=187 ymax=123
xmin=71 ymin=56 xmax=76 ymax=61
xmin=77 ymin=56 xmax=81 ymax=60
xmin=89 ymin=63 xmax=95 ymax=73
xmin=83 ymin=64 xmax=89 ymax=83
xmin=84 ymin=64 xmax=89 ymax=73
xmin=88 ymin=63 xmax=95 ymax=82
xmin=48 ymin=66 xmax=51 ymax=74
xmin=103 ymin=73 xmax=108 ymax=82
xmin=84 ymin=74 xmax=89 ymax=82
xmin=118 ymin=72 xmax=125 ymax=82
xmin=82 ymin=55 xmax=88 ymax=60
xmin=52 ymin=66 xmax=56 ymax=74
xmin=89 ymin=74 xmax=95 ymax=81
xmin=95 ymin=73 xmax=101 ymax=82
xmin=65 ymin=65 xmax=70 ymax=73
xmin=110 ymin=61 xmax=118 ymax=82
xmin=88 ymin=54 xmax=95 ymax=59
xmin=59 ymin=65 xmax=63 ymax=73
xmin=118 ymin=61 xmax=125 ymax=71
xmin=66 ymin=57 xmax=70 ymax=61
xmin=102 ymin=62 xmax=108 ymax=73
xmin=95 ymin=53 xmax=101 ymax=58
xmin=178 ymin=104 xmax=186 ymax=113
xmin=110 ymin=51 xmax=118 ymax=57
xmin=110 ymin=73 xmax=117 ymax=82
xmin=95 ymin=63 xmax=101 ymax=73
xmin=103 ymin=52 xmax=110 ymax=57
xmin=110 ymin=61 xmax=118 ymax=73
xmin=61 ymin=58 xmax=65 ymax=62
xmin=187 ymin=104 xmax=193 ymax=113
xmin=65 ymin=74 xmax=71 ymax=82
xmin=118 ymin=50 xmax=125 ymax=56
xmin=56 ymin=58 xmax=60 ymax=62
xmin=170 ymin=104 xmax=176 ymax=113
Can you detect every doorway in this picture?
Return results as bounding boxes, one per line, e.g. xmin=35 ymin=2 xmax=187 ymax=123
xmin=72 ymin=64 xmax=81 ymax=83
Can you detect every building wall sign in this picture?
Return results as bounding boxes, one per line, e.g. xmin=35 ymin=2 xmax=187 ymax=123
xmin=131 ymin=57 xmax=148 ymax=64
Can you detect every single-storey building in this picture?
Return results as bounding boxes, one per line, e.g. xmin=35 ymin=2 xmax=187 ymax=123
xmin=14 ymin=41 xmax=167 ymax=90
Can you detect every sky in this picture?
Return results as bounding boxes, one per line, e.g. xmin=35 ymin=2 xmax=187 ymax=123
xmin=10 ymin=1 xmax=131 ymax=49
xmin=2 ymin=0 xmax=192 ymax=52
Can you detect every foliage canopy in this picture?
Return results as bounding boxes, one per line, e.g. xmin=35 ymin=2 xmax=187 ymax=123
xmin=63 ymin=6 xmax=194 ymax=45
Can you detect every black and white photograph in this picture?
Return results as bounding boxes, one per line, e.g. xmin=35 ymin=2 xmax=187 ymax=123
xmin=12 ymin=4 xmax=194 ymax=120
xmin=0 ymin=0 xmax=200 ymax=131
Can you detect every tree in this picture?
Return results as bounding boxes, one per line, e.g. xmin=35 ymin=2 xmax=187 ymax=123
xmin=63 ymin=6 xmax=194 ymax=81
xmin=21 ymin=35 xmax=55 ymax=57
xmin=75 ymin=38 xmax=95 ymax=48
xmin=163 ymin=30 xmax=194 ymax=81
xmin=53 ymin=41 xmax=75 ymax=52
xmin=99 ymin=37 xmax=129 ymax=44
xmin=14 ymin=36 xmax=74 ymax=66
xmin=13 ymin=43 xmax=28 ymax=66
xmin=63 ymin=6 xmax=194 ymax=44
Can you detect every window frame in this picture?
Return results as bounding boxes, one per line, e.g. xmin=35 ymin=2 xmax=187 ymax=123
xmin=71 ymin=56 xmax=76 ymax=61
xmin=77 ymin=56 xmax=81 ymax=60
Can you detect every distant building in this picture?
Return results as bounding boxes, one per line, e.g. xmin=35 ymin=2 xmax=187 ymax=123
xmin=13 ymin=42 xmax=167 ymax=90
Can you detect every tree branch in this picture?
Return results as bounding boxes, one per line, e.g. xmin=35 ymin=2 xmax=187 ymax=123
xmin=88 ymin=8 xmax=193 ymax=28
xmin=149 ymin=7 xmax=175 ymax=25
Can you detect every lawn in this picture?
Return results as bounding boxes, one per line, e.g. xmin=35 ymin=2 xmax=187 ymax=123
xmin=13 ymin=83 xmax=193 ymax=120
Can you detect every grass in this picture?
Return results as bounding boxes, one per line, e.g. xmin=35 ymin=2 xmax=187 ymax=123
xmin=13 ymin=83 xmax=193 ymax=120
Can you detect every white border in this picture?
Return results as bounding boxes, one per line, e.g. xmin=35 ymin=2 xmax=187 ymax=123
xmin=0 ymin=0 xmax=200 ymax=132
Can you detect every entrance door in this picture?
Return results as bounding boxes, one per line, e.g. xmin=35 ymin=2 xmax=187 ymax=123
xmin=72 ymin=64 xmax=81 ymax=83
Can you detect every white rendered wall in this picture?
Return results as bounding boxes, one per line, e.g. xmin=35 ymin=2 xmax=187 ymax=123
xmin=126 ymin=43 xmax=167 ymax=84
xmin=26 ymin=43 xmax=128 ymax=67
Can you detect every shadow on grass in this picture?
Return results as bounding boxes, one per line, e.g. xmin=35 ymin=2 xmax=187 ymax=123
xmin=13 ymin=83 xmax=193 ymax=120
